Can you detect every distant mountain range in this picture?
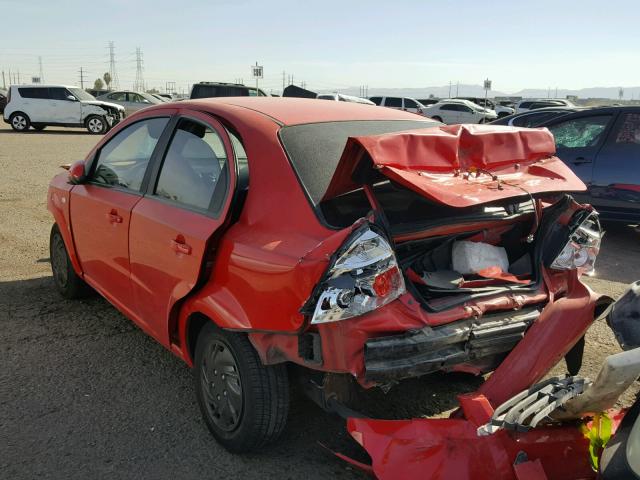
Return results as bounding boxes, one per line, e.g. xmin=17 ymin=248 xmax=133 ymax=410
xmin=317 ymin=84 xmax=640 ymax=100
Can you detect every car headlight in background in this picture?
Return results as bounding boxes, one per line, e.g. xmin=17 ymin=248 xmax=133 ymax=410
xmin=309 ymin=226 xmax=405 ymax=324
xmin=551 ymin=211 xmax=602 ymax=275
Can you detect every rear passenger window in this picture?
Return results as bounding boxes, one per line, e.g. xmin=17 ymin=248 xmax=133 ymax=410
xmin=18 ymin=87 xmax=49 ymax=99
xmin=385 ymin=97 xmax=402 ymax=108
xmin=92 ymin=118 xmax=169 ymax=191
xmin=155 ymin=119 xmax=228 ymax=211
xmin=440 ymin=104 xmax=459 ymax=111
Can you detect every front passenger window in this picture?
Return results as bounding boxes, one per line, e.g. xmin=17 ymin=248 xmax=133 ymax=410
xmin=92 ymin=118 xmax=169 ymax=191
xmin=155 ymin=119 xmax=228 ymax=211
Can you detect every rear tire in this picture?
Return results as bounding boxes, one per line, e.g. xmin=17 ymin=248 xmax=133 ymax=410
xmin=50 ymin=224 xmax=92 ymax=299
xmin=9 ymin=112 xmax=30 ymax=131
xmin=85 ymin=115 xmax=107 ymax=134
xmin=431 ymin=115 xmax=443 ymax=123
xmin=193 ymin=323 xmax=289 ymax=453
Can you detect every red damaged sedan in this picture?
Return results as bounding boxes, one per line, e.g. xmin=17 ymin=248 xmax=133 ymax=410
xmin=47 ymin=98 xmax=604 ymax=452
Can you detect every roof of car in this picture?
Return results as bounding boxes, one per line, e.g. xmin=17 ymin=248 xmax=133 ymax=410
xmin=177 ymin=97 xmax=427 ymax=126
xmin=14 ymin=84 xmax=78 ymax=89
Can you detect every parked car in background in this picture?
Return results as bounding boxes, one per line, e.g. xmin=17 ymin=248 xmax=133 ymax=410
xmin=536 ymin=106 xmax=640 ymax=223
xmin=150 ymin=93 xmax=169 ymax=103
xmin=417 ymin=98 xmax=440 ymax=106
xmin=456 ymin=97 xmax=514 ymax=117
xmin=3 ymin=84 xmax=124 ymax=133
xmin=86 ymin=88 xmax=110 ymax=98
xmin=190 ymin=81 xmax=267 ymax=99
xmin=48 ymin=97 xmax=598 ymax=454
xmin=515 ymin=98 xmax=575 ymax=113
xmin=96 ymin=90 xmax=163 ymax=115
xmin=316 ymin=93 xmax=375 ymax=105
xmin=490 ymin=107 xmax=583 ymax=127
xmin=369 ymin=96 xmax=427 ymax=115
xmin=0 ymin=88 xmax=7 ymax=114
xmin=422 ymin=99 xmax=497 ymax=124
xmin=157 ymin=93 xmax=174 ymax=101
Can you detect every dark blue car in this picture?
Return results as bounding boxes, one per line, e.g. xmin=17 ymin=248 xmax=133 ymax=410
xmin=536 ymin=106 xmax=640 ymax=223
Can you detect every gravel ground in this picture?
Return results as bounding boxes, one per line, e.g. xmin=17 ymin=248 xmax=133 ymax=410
xmin=1 ymin=122 xmax=638 ymax=479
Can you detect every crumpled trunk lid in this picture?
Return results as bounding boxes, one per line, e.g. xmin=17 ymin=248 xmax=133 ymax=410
xmin=322 ymin=124 xmax=586 ymax=208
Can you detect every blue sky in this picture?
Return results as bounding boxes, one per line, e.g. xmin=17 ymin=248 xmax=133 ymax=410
xmin=1 ymin=0 xmax=638 ymax=94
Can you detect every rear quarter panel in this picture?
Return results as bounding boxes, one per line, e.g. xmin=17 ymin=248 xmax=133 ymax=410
xmin=47 ymin=172 xmax=82 ymax=274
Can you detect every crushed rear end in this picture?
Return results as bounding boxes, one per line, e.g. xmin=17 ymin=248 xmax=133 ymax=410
xmin=297 ymin=124 xmax=603 ymax=388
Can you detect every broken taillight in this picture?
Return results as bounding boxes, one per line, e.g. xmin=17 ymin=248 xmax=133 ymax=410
xmin=551 ymin=211 xmax=602 ymax=276
xmin=308 ymin=225 xmax=405 ymax=324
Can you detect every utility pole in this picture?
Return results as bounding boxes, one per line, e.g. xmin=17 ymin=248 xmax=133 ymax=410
xmin=108 ymin=41 xmax=120 ymax=89
xmin=1 ymin=71 xmax=5 ymax=89
xmin=456 ymin=81 xmax=459 ymax=97
xmin=78 ymin=67 xmax=85 ymax=89
xmin=134 ymin=47 xmax=144 ymax=91
xmin=17 ymin=70 xmax=21 ymax=84
xmin=38 ymin=56 xmax=44 ymax=83
xmin=449 ymin=81 xmax=452 ymax=98
xmin=282 ymin=70 xmax=286 ymax=91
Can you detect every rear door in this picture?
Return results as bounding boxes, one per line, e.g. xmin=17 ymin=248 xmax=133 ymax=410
xmin=546 ymin=112 xmax=616 ymax=205
xmin=70 ymin=114 xmax=173 ymax=318
xmin=128 ymin=111 xmax=238 ymax=343
xmin=589 ymin=111 xmax=640 ymax=221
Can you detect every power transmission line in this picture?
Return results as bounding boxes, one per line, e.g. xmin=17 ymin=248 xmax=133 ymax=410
xmin=38 ymin=56 xmax=44 ymax=83
xmin=134 ymin=47 xmax=144 ymax=91
xmin=78 ymin=67 xmax=86 ymax=89
xmin=108 ymin=41 xmax=120 ymax=89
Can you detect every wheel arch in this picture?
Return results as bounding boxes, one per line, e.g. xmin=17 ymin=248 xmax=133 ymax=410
xmin=48 ymin=183 xmax=83 ymax=276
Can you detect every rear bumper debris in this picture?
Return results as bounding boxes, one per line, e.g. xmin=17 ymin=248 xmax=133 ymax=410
xmin=364 ymin=307 xmax=541 ymax=383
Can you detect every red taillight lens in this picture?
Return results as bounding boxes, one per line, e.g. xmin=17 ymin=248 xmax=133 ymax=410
xmin=373 ymin=266 xmax=401 ymax=297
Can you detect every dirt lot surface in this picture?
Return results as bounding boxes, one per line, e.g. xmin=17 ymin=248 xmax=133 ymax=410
xmin=1 ymin=122 xmax=638 ymax=479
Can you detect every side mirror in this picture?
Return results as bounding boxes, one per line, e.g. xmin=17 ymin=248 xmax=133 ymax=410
xmin=68 ymin=160 xmax=87 ymax=184
xmin=67 ymin=95 xmax=77 ymax=101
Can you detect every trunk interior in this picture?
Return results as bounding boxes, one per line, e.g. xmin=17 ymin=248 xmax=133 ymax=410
xmin=321 ymin=180 xmax=545 ymax=310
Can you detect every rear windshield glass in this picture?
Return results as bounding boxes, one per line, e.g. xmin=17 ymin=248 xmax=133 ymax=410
xmin=191 ymin=85 xmax=249 ymax=99
xmin=279 ymin=120 xmax=436 ymax=204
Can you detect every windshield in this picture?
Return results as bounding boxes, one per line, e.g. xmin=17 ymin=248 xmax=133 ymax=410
xmin=279 ymin=119 xmax=437 ymax=204
xmin=68 ymin=88 xmax=96 ymax=101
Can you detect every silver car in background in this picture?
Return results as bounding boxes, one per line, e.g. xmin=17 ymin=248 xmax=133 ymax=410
xmin=95 ymin=90 xmax=163 ymax=115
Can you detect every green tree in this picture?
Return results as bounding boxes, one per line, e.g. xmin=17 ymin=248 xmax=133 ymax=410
xmin=93 ymin=78 xmax=104 ymax=90
xmin=103 ymin=72 xmax=112 ymax=90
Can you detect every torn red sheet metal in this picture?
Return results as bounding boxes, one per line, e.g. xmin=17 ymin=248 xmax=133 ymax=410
xmin=323 ymin=124 xmax=586 ymax=207
xmin=345 ymin=394 xmax=626 ymax=480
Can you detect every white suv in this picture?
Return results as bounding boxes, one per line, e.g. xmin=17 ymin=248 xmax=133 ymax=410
xmin=369 ymin=96 xmax=427 ymax=115
xmin=3 ymin=85 xmax=125 ymax=134
xmin=422 ymin=99 xmax=498 ymax=124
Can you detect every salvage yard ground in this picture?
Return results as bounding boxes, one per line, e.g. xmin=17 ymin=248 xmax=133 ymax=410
xmin=1 ymin=122 xmax=638 ymax=479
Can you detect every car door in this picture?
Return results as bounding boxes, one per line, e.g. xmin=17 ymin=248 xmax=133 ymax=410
xmin=128 ymin=111 xmax=237 ymax=343
xmin=49 ymin=87 xmax=82 ymax=124
xmin=433 ymin=104 xmax=455 ymax=124
xmin=458 ymin=104 xmax=476 ymax=123
xmin=588 ymin=111 xmax=640 ymax=220
xmin=128 ymin=93 xmax=152 ymax=113
xmin=546 ymin=112 xmax=616 ymax=205
xmin=106 ymin=91 xmax=129 ymax=113
xmin=403 ymin=98 xmax=419 ymax=114
xmin=70 ymin=115 xmax=173 ymax=319
xmin=20 ymin=87 xmax=49 ymax=122
xmin=384 ymin=97 xmax=403 ymax=111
